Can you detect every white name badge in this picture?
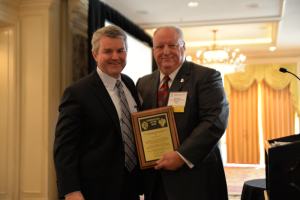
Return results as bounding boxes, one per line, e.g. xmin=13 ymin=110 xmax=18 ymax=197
xmin=167 ymin=92 xmax=188 ymax=112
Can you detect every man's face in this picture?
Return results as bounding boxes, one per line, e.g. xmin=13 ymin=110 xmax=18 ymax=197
xmin=153 ymin=28 xmax=186 ymax=75
xmin=92 ymin=36 xmax=127 ymax=79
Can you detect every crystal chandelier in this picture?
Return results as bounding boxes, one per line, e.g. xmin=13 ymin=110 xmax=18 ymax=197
xmin=195 ymin=30 xmax=246 ymax=74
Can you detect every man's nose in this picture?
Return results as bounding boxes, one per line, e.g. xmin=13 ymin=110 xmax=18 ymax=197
xmin=163 ymin=46 xmax=170 ymax=55
xmin=112 ymin=52 xmax=119 ymax=59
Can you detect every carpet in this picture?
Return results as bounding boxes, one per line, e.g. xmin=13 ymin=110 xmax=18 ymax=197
xmin=140 ymin=164 xmax=266 ymax=200
xmin=225 ymin=164 xmax=266 ymax=196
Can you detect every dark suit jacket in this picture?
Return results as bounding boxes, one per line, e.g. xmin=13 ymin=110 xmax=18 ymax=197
xmin=136 ymin=61 xmax=229 ymax=200
xmin=53 ymin=70 xmax=142 ymax=199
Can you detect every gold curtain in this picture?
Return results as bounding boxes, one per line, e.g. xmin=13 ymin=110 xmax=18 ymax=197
xmin=226 ymin=82 xmax=260 ymax=164
xmin=224 ymin=63 xmax=298 ymax=164
xmin=261 ymin=81 xmax=295 ymax=140
xmin=224 ymin=63 xmax=299 ymax=115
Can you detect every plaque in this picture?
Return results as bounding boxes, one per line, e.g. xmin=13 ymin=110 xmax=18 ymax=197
xmin=131 ymin=106 xmax=180 ymax=169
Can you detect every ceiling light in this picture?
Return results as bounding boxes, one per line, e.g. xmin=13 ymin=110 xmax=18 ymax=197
xmin=193 ymin=30 xmax=246 ymax=74
xmin=245 ymin=3 xmax=262 ymax=8
xmin=186 ymin=56 xmax=192 ymax=61
xmin=269 ymin=47 xmax=276 ymax=51
xmin=188 ymin=2 xmax=198 ymax=7
xmin=136 ymin=10 xmax=149 ymax=14
xmin=196 ymin=50 xmax=202 ymax=57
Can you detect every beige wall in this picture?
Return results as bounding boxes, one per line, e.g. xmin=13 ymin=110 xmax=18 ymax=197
xmin=0 ymin=0 xmax=61 ymax=199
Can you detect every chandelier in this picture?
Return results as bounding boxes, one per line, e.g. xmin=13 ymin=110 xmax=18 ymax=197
xmin=194 ymin=30 xmax=246 ymax=74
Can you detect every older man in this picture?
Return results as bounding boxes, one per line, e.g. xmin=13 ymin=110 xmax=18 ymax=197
xmin=136 ymin=26 xmax=229 ymax=200
xmin=54 ymin=26 xmax=142 ymax=200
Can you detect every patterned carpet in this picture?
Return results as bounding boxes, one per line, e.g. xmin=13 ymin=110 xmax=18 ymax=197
xmin=224 ymin=164 xmax=266 ymax=199
xmin=139 ymin=164 xmax=266 ymax=200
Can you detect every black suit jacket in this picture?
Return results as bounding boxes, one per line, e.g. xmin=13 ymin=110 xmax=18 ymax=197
xmin=54 ymin=70 xmax=141 ymax=199
xmin=136 ymin=61 xmax=229 ymax=200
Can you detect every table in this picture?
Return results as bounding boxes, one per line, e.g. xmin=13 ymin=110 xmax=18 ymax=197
xmin=241 ymin=178 xmax=266 ymax=200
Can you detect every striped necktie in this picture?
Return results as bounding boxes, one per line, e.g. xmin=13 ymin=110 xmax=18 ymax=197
xmin=158 ymin=76 xmax=170 ymax=107
xmin=115 ymin=80 xmax=137 ymax=172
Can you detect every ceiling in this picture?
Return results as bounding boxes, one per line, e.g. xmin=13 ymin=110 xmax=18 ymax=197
xmin=99 ymin=0 xmax=300 ymax=61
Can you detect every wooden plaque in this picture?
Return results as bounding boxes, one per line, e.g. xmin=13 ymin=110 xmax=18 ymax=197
xmin=131 ymin=106 xmax=180 ymax=169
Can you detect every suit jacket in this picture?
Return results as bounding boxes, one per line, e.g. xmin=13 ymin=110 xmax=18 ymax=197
xmin=136 ymin=61 xmax=229 ymax=200
xmin=53 ymin=70 xmax=142 ymax=199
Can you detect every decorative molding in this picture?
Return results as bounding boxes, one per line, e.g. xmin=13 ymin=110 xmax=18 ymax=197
xmin=138 ymin=16 xmax=282 ymax=29
xmin=0 ymin=0 xmax=20 ymax=9
xmin=19 ymin=0 xmax=60 ymax=10
xmin=70 ymin=0 xmax=88 ymax=33
xmin=271 ymin=22 xmax=279 ymax=46
xmin=0 ymin=10 xmax=19 ymax=24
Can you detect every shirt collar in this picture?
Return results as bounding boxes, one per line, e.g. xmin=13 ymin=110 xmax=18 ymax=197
xmin=96 ymin=67 xmax=121 ymax=91
xmin=159 ymin=64 xmax=183 ymax=83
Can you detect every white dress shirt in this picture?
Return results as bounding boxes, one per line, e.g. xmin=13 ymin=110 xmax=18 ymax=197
xmin=97 ymin=67 xmax=138 ymax=139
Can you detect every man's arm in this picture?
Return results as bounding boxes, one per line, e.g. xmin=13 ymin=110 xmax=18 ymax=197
xmin=155 ymin=69 xmax=229 ymax=170
xmin=177 ymin=69 xmax=229 ymax=166
xmin=53 ymin=86 xmax=84 ymax=198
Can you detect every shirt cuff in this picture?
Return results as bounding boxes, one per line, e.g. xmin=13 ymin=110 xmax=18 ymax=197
xmin=177 ymin=151 xmax=194 ymax=168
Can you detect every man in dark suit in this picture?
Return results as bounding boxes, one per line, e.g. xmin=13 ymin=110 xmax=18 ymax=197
xmin=136 ymin=26 xmax=229 ymax=200
xmin=54 ymin=26 xmax=141 ymax=200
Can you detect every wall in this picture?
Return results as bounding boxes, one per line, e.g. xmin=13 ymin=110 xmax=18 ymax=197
xmin=0 ymin=0 xmax=61 ymax=199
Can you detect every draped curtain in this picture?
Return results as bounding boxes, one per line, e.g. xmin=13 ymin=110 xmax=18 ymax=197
xmin=261 ymin=81 xmax=295 ymax=141
xmin=226 ymin=82 xmax=260 ymax=164
xmin=224 ymin=63 xmax=298 ymax=164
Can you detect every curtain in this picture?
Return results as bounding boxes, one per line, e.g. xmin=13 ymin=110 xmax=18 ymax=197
xmin=224 ymin=63 xmax=298 ymax=164
xmin=88 ymin=0 xmax=154 ymax=73
xmin=261 ymin=81 xmax=295 ymax=140
xmin=226 ymin=82 xmax=260 ymax=164
xmin=224 ymin=63 xmax=299 ymax=115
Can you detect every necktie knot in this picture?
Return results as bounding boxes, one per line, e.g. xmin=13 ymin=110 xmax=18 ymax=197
xmin=116 ymin=80 xmax=122 ymax=90
xmin=163 ymin=76 xmax=170 ymax=83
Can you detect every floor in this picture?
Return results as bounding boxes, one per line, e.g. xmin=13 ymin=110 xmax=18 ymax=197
xmin=225 ymin=164 xmax=266 ymax=199
xmin=139 ymin=164 xmax=266 ymax=200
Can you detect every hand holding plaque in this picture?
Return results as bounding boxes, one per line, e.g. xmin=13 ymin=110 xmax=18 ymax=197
xmin=131 ymin=106 xmax=180 ymax=169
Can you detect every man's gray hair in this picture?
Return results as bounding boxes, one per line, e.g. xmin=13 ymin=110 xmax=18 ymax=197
xmin=153 ymin=26 xmax=184 ymax=43
xmin=91 ymin=25 xmax=128 ymax=54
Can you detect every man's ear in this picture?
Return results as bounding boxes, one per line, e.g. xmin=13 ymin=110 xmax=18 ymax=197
xmin=92 ymin=50 xmax=98 ymax=62
xmin=182 ymin=41 xmax=186 ymax=51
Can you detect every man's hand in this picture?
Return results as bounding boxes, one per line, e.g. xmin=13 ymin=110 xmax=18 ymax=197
xmin=154 ymin=151 xmax=185 ymax=170
xmin=65 ymin=191 xmax=85 ymax=200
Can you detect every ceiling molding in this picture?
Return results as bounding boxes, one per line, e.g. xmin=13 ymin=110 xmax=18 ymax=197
xmin=271 ymin=22 xmax=279 ymax=47
xmin=19 ymin=0 xmax=60 ymax=10
xmin=0 ymin=0 xmax=20 ymax=9
xmin=0 ymin=10 xmax=19 ymax=24
xmin=70 ymin=0 xmax=88 ymax=34
xmin=138 ymin=16 xmax=282 ymax=29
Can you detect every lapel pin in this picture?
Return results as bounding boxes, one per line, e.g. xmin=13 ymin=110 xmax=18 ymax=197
xmin=180 ymin=78 xmax=184 ymax=83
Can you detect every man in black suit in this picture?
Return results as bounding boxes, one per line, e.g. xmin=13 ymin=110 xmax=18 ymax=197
xmin=136 ymin=26 xmax=229 ymax=200
xmin=54 ymin=26 xmax=141 ymax=200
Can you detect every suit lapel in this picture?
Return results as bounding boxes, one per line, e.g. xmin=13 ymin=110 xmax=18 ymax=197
xmin=171 ymin=61 xmax=191 ymax=91
xmin=91 ymin=71 xmax=122 ymax=138
xmin=164 ymin=62 xmax=191 ymax=106
xmin=148 ymin=70 xmax=160 ymax=108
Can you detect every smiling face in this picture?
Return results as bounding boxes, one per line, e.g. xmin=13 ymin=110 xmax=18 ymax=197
xmin=92 ymin=36 xmax=127 ymax=79
xmin=153 ymin=27 xmax=186 ymax=75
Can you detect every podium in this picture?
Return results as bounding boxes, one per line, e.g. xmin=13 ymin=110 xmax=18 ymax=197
xmin=265 ymin=134 xmax=300 ymax=200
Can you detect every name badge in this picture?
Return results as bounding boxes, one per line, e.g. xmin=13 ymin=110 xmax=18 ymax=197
xmin=167 ymin=92 xmax=188 ymax=113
